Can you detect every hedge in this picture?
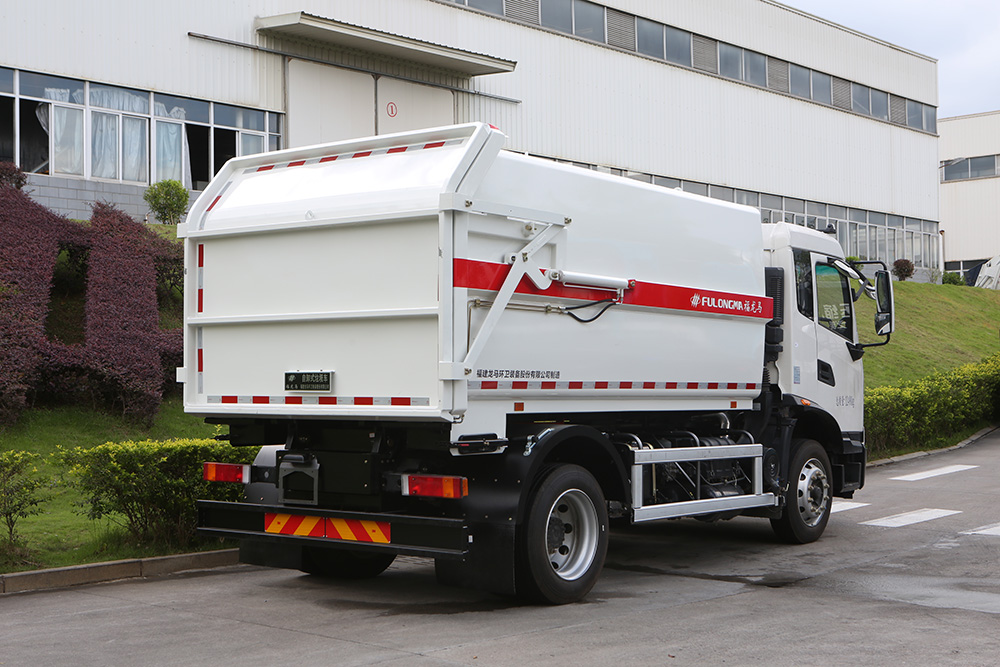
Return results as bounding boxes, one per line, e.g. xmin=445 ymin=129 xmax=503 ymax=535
xmin=0 ymin=187 xmax=183 ymax=426
xmin=59 ymin=439 xmax=257 ymax=548
xmin=865 ymin=354 xmax=1000 ymax=458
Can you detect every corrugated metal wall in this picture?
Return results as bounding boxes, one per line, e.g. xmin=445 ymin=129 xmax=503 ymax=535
xmin=939 ymin=112 xmax=1000 ymax=262
xmin=940 ymin=112 xmax=1000 ymax=159
xmin=1 ymin=0 xmax=938 ymax=220
xmin=940 ymin=179 xmax=1000 ymax=262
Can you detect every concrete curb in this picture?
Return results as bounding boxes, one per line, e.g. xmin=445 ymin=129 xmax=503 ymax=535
xmin=868 ymin=424 xmax=999 ymax=467
xmin=0 ymin=548 xmax=240 ymax=596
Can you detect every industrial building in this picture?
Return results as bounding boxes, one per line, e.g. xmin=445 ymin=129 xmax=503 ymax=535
xmin=0 ymin=0 xmax=941 ymax=276
xmin=939 ymin=111 xmax=1000 ymax=280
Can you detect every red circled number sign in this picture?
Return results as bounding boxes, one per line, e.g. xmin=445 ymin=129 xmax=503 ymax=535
xmin=386 ymin=102 xmax=398 ymax=118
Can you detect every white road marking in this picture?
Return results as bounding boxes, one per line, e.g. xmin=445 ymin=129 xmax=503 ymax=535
xmin=962 ymin=523 xmax=1000 ymax=537
xmin=861 ymin=508 xmax=962 ymax=528
xmin=890 ymin=464 xmax=978 ymax=482
xmin=831 ymin=500 xmax=870 ymax=513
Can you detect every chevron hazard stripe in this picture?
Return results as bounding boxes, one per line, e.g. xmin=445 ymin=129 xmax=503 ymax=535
xmin=327 ymin=518 xmax=391 ymax=544
xmin=264 ymin=513 xmax=325 ymax=537
xmin=264 ymin=513 xmax=391 ymax=543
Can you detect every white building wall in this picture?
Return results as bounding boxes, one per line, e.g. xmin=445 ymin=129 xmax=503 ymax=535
xmin=940 ymin=111 xmax=1000 ymax=162
xmin=0 ymin=0 xmax=287 ymax=110
xmin=940 ymin=179 xmax=1000 ymax=263
xmin=2 ymin=0 xmax=939 ymax=235
xmin=939 ymin=112 xmax=1000 ymax=264
xmin=440 ymin=1 xmax=937 ymax=220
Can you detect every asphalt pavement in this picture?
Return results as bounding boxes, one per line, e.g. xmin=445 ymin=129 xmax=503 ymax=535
xmin=1 ymin=428 xmax=998 ymax=666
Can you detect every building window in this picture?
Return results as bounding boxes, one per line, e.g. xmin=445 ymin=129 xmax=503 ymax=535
xmin=789 ymin=64 xmax=811 ymax=98
xmin=682 ymin=181 xmax=708 ymax=196
xmin=941 ymin=154 xmax=997 ymax=182
xmin=906 ymin=100 xmax=923 ymax=129
xmin=943 ymin=158 xmax=969 ymax=181
xmin=745 ymin=51 xmax=767 ymax=87
xmin=719 ymin=43 xmax=743 ymax=80
xmin=923 ymin=105 xmax=937 ymax=133
xmin=664 ymin=26 xmax=692 ymax=67
xmin=867 ymin=90 xmax=887 ymax=121
xmin=852 ymin=83 xmax=870 ymax=115
xmin=811 ymin=71 xmax=832 ymax=105
xmin=0 ymin=95 xmax=13 ymax=164
xmin=467 ymin=0 xmax=504 ymax=15
xmin=969 ymin=155 xmax=996 ymax=179
xmin=540 ymin=0 xmax=572 ymax=32
xmin=636 ymin=17 xmax=664 ymax=59
xmin=2 ymin=68 xmax=282 ymax=189
xmin=573 ymin=0 xmax=605 ymax=41
xmin=90 ymin=85 xmax=150 ymax=183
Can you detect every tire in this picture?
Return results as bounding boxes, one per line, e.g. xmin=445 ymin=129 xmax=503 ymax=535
xmin=770 ymin=439 xmax=832 ymax=544
xmin=300 ymin=548 xmax=396 ymax=579
xmin=517 ymin=464 xmax=609 ymax=604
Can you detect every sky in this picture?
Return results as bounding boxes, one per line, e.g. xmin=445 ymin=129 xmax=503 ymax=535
xmin=778 ymin=0 xmax=1000 ymax=118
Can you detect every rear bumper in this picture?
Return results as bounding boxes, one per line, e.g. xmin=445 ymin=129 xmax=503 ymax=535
xmin=197 ymin=500 xmax=468 ymax=559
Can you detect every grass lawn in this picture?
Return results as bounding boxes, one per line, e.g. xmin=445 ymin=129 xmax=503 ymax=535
xmin=0 ymin=397 xmax=219 ymax=572
xmin=858 ymin=280 xmax=1000 ymax=387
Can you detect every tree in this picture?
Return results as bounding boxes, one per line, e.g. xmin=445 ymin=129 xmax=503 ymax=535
xmin=143 ymin=179 xmax=189 ymax=225
xmin=892 ymin=258 xmax=915 ymax=281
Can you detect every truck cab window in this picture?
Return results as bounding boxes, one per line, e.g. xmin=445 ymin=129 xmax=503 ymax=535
xmin=815 ymin=264 xmax=854 ymax=340
xmin=793 ymin=248 xmax=813 ymax=319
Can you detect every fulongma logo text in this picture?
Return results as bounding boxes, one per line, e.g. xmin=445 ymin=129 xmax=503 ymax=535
xmin=690 ymin=293 xmax=764 ymax=315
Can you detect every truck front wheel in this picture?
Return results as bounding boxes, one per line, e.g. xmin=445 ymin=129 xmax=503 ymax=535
xmin=770 ymin=439 xmax=832 ymax=544
xmin=300 ymin=548 xmax=396 ymax=579
xmin=517 ymin=464 xmax=608 ymax=604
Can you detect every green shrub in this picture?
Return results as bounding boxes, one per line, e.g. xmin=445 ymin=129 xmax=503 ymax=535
xmin=60 ymin=439 xmax=256 ymax=547
xmin=942 ymin=271 xmax=965 ymax=286
xmin=0 ymin=450 xmax=46 ymax=545
xmin=143 ymin=180 xmax=189 ymax=225
xmin=865 ymin=354 xmax=1000 ymax=458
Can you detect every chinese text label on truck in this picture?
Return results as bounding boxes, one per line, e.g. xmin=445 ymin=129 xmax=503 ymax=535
xmin=183 ymin=123 xmax=894 ymax=604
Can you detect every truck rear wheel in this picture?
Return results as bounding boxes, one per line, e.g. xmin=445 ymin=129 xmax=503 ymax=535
xmin=300 ymin=548 xmax=396 ymax=579
xmin=770 ymin=439 xmax=832 ymax=544
xmin=517 ymin=464 xmax=608 ymax=604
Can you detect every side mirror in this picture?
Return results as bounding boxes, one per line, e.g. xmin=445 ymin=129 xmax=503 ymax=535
xmin=874 ymin=270 xmax=894 ymax=336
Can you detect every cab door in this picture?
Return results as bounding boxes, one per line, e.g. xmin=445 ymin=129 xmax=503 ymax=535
xmin=809 ymin=254 xmax=864 ymax=432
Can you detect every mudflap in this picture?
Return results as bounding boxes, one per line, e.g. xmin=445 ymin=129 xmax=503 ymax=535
xmin=240 ymin=539 xmax=306 ymax=570
xmin=435 ymin=520 xmax=516 ymax=596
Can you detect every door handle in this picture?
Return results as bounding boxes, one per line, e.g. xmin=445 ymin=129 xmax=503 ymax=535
xmin=818 ymin=360 xmax=836 ymax=387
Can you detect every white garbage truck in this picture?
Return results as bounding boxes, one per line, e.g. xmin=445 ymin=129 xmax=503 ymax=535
xmin=184 ymin=123 xmax=894 ymax=604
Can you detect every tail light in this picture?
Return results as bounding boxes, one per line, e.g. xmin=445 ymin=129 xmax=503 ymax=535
xmin=402 ymin=474 xmax=469 ymax=499
xmin=203 ymin=462 xmax=250 ymax=483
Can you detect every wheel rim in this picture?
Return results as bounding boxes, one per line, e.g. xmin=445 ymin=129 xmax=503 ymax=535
xmin=544 ymin=488 xmax=599 ymax=581
xmin=796 ymin=458 xmax=830 ymax=527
